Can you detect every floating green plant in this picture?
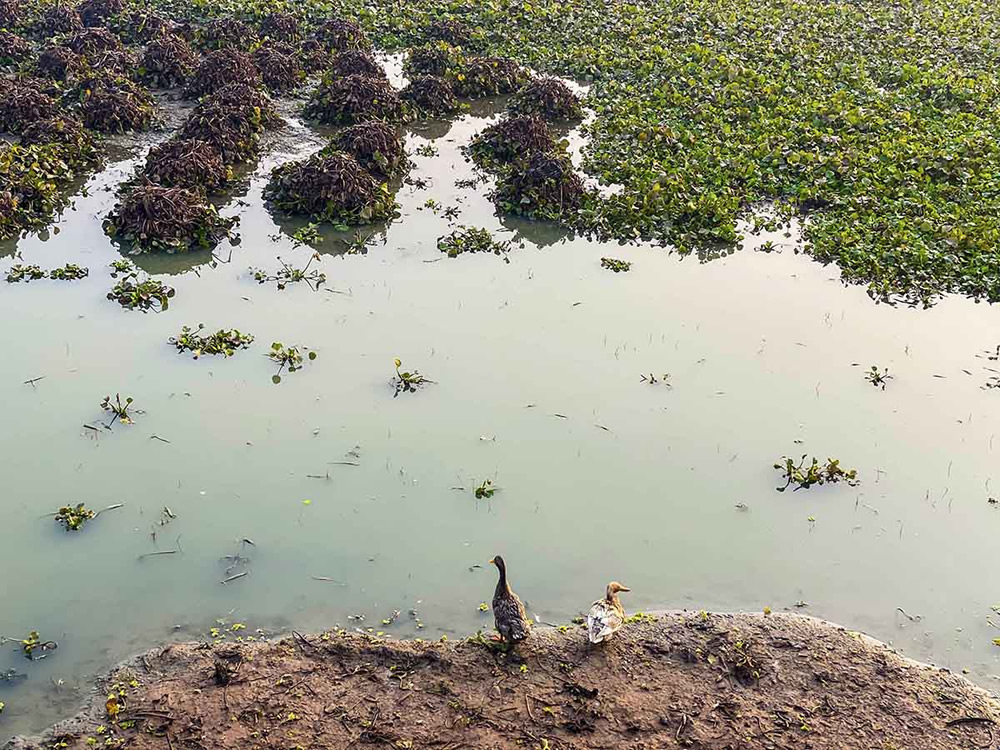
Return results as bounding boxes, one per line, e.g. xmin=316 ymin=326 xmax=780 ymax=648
xmin=107 ymin=271 xmax=175 ymax=311
xmin=601 ymin=257 xmax=630 ymax=273
xmin=100 ymin=393 xmax=136 ymax=425
xmin=18 ymin=631 xmax=56 ymax=659
xmin=109 ymin=259 xmax=135 ymax=277
xmin=864 ymin=365 xmax=893 ymax=389
xmin=393 ymin=358 xmax=431 ymax=397
xmin=269 ymin=342 xmax=317 ymax=384
xmin=438 ymin=226 xmax=511 ymax=259
xmin=250 ymin=254 xmax=326 ymax=291
xmin=5 ymin=264 xmax=45 ymax=283
xmin=774 ymin=455 xmax=859 ymax=492
xmin=169 ymin=324 xmax=254 ymax=358
xmin=49 ymin=264 xmax=89 ymax=280
xmin=474 ymin=479 xmax=495 ymax=499
xmin=54 ymin=503 xmax=95 ymax=531
xmin=291 ymin=223 xmax=323 ymax=247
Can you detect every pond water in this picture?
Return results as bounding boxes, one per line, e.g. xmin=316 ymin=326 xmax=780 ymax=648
xmin=4 ymin=70 xmax=1000 ymax=740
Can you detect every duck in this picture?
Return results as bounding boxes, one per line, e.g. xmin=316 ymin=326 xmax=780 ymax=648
xmin=489 ymin=555 xmax=531 ymax=648
xmin=587 ymin=581 xmax=630 ymax=643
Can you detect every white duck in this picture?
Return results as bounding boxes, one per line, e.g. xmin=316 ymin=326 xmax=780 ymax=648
xmin=587 ymin=581 xmax=630 ymax=643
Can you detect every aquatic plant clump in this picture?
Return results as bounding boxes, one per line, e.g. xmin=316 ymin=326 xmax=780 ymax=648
xmin=316 ymin=17 xmax=369 ymax=52
xmin=198 ymin=16 xmax=258 ymax=51
xmin=0 ymin=0 xmax=20 ymax=28
xmin=80 ymin=78 xmax=156 ymax=133
xmin=509 ymin=77 xmax=584 ymax=121
xmin=140 ymin=138 xmax=230 ymax=192
xmin=304 ymin=74 xmax=407 ymax=125
xmin=78 ymin=0 xmax=124 ymax=28
xmin=20 ymin=116 xmax=99 ymax=165
xmin=0 ymin=32 xmax=31 ymax=68
xmin=253 ymin=45 xmax=303 ymax=92
xmin=260 ymin=11 xmax=299 ymax=42
xmin=0 ymin=82 xmax=59 ymax=134
xmin=169 ymin=323 xmax=254 ymax=358
xmin=326 ymin=49 xmax=385 ymax=79
xmin=467 ymin=115 xmax=556 ymax=167
xmin=180 ymin=101 xmax=264 ymax=165
xmin=250 ymin=253 xmax=326 ymax=290
xmin=6 ymin=264 xmax=45 ymax=282
xmin=264 ymin=151 xmax=396 ymax=224
xmin=334 ymin=121 xmax=406 ymax=179
xmin=64 ymin=27 xmax=122 ymax=56
xmin=0 ymin=143 xmax=77 ymax=239
xmin=36 ymin=47 xmax=82 ymax=81
xmin=49 ymin=263 xmax=89 ymax=280
xmin=774 ymin=455 xmax=859 ymax=492
xmin=600 ymin=257 xmax=630 ymax=273
xmin=186 ymin=49 xmax=260 ymax=98
xmin=401 ymin=76 xmax=459 ymax=116
xmin=140 ymin=32 xmax=197 ymax=87
xmin=35 ymin=4 xmax=83 ymax=36
xmin=106 ymin=185 xmax=237 ymax=253
xmin=424 ymin=18 xmax=475 ymax=48
xmin=268 ymin=342 xmax=316 ymax=383
xmin=107 ymin=271 xmax=175 ymax=310
xmin=438 ymin=226 xmax=511 ymax=258
xmin=297 ymin=39 xmax=328 ymax=73
xmin=393 ymin=357 xmax=430 ymax=396
xmin=452 ymin=56 xmax=526 ymax=98
xmin=55 ymin=503 xmax=96 ymax=531
xmin=492 ymin=151 xmax=585 ymax=220
xmin=204 ymin=82 xmax=282 ymax=128
xmin=404 ymin=42 xmax=463 ymax=78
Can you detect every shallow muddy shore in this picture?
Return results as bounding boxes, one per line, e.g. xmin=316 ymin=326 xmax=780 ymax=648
xmin=5 ymin=612 xmax=999 ymax=750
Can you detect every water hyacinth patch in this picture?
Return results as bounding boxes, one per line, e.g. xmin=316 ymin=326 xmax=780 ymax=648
xmin=303 ymin=74 xmax=408 ymax=125
xmin=250 ymin=253 xmax=327 ymax=291
xmin=438 ymin=226 xmax=511 ymax=259
xmin=401 ymin=76 xmax=460 ymax=116
xmin=600 ymin=257 xmax=630 ymax=273
xmin=774 ymin=455 xmax=859 ymax=492
xmin=268 ymin=342 xmax=317 ymax=384
xmin=105 ymin=185 xmax=237 ymax=253
xmin=6 ymin=264 xmax=45 ymax=283
xmin=509 ymin=77 xmax=583 ymax=121
xmin=49 ymin=264 xmax=90 ymax=280
xmin=107 ymin=270 xmax=175 ymax=311
xmin=492 ymin=151 xmax=585 ymax=221
xmin=55 ymin=503 xmax=96 ymax=531
xmin=466 ymin=115 xmax=556 ymax=169
xmin=169 ymin=324 xmax=254 ymax=358
xmin=140 ymin=32 xmax=197 ymax=87
xmin=334 ymin=121 xmax=408 ymax=180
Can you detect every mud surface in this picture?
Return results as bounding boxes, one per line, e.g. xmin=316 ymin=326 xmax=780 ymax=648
xmin=7 ymin=613 xmax=1000 ymax=750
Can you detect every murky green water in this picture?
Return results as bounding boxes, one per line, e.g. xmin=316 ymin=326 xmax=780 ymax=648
xmin=4 ymin=69 xmax=1000 ymax=740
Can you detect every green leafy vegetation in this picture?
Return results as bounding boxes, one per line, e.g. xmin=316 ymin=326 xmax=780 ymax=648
xmin=101 ymin=393 xmax=136 ymax=425
xmin=509 ymin=77 xmax=583 ymax=121
xmin=105 ymin=185 xmax=237 ymax=254
xmin=49 ymin=264 xmax=90 ymax=280
xmin=438 ymin=226 xmax=511 ymax=259
xmin=393 ymin=357 xmax=430 ymax=397
xmin=600 ymin=257 xmax=630 ymax=273
xmin=169 ymin=324 xmax=255 ymax=358
xmin=250 ymin=253 xmax=327 ymax=290
xmin=269 ymin=342 xmax=317 ymax=383
xmin=864 ymin=365 xmax=893 ymax=390
xmin=474 ymin=479 xmax=495 ymax=499
xmin=55 ymin=503 xmax=96 ymax=531
xmin=108 ymin=271 xmax=175 ymax=312
xmin=5 ymin=264 xmax=46 ymax=283
xmin=774 ymin=455 xmax=859 ymax=492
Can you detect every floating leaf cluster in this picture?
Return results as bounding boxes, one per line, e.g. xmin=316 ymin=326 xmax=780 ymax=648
xmin=107 ymin=269 xmax=175 ymax=311
xmin=304 ymin=74 xmax=407 ymax=125
xmin=169 ymin=324 xmax=254 ymax=358
xmin=269 ymin=342 xmax=317 ymax=383
xmin=55 ymin=503 xmax=96 ymax=531
xmin=774 ymin=455 xmax=859 ymax=492
xmin=6 ymin=264 xmax=45 ymax=283
xmin=250 ymin=253 xmax=326 ymax=290
xmin=49 ymin=263 xmax=90 ymax=280
xmin=509 ymin=77 xmax=583 ymax=121
xmin=600 ymin=257 xmax=630 ymax=273
xmin=393 ymin=357 xmax=430 ymax=397
xmin=438 ymin=226 xmax=511 ymax=259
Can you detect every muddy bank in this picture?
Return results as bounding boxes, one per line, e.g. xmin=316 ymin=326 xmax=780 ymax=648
xmin=6 ymin=612 xmax=1000 ymax=750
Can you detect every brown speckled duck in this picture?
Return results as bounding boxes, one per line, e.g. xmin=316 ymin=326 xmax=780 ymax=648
xmin=489 ymin=555 xmax=530 ymax=648
xmin=587 ymin=581 xmax=630 ymax=643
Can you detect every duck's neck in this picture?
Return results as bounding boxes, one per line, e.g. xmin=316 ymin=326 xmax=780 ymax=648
xmin=494 ymin=562 xmax=509 ymax=597
xmin=606 ymin=590 xmax=622 ymax=611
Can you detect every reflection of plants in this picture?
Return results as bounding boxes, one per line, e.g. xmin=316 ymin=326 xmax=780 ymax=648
xmin=169 ymin=324 xmax=254 ymax=358
xmin=774 ymin=455 xmax=858 ymax=492
xmin=474 ymin=479 xmax=495 ymax=499
xmin=601 ymin=257 xmax=630 ymax=273
xmin=250 ymin=253 xmax=326 ymax=290
xmin=108 ymin=270 xmax=175 ymax=311
xmin=101 ymin=393 xmax=135 ymax=425
xmin=269 ymin=342 xmax=317 ymax=383
xmin=6 ymin=264 xmax=45 ymax=283
xmin=864 ymin=365 xmax=892 ymax=389
xmin=55 ymin=503 xmax=95 ymax=531
xmin=393 ymin=358 xmax=431 ymax=397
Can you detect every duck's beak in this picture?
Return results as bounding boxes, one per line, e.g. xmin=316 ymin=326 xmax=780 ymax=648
xmin=488 ymin=557 xmax=496 ymax=565
xmin=619 ymin=585 xmax=631 ymax=592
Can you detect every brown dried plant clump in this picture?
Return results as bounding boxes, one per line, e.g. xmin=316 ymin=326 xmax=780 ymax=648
xmin=260 ymin=11 xmax=299 ymax=42
xmin=452 ymin=56 xmax=526 ymax=98
xmin=404 ymin=42 xmax=462 ymax=78
xmin=298 ymin=39 xmax=328 ymax=73
xmin=0 ymin=32 xmax=31 ymax=68
xmin=107 ymin=185 xmax=236 ymax=253
xmin=80 ymin=76 xmax=155 ymax=133
xmin=509 ymin=77 xmax=584 ymax=121
xmin=119 ymin=11 xmax=178 ymax=43
xmin=78 ymin=0 xmax=124 ymax=28
xmin=36 ymin=47 xmax=82 ymax=81
xmin=140 ymin=138 xmax=230 ymax=192
xmin=401 ymin=75 xmax=459 ymax=116
xmin=204 ymin=82 xmax=282 ymax=128
xmin=492 ymin=150 xmax=585 ymax=220
xmin=327 ymin=50 xmax=385 ymax=79
xmin=316 ymin=17 xmax=370 ymax=52
xmin=36 ymin=4 xmax=83 ymax=36
xmin=467 ymin=115 xmax=556 ymax=167
xmin=303 ymin=74 xmax=406 ymax=125
xmin=334 ymin=121 xmax=407 ymax=179
xmin=253 ymin=45 xmax=303 ymax=92
xmin=0 ymin=0 xmax=21 ymax=28
xmin=64 ymin=27 xmax=122 ymax=56
xmin=0 ymin=81 xmax=60 ymax=134
xmin=264 ymin=151 xmax=395 ymax=224
xmin=198 ymin=16 xmax=258 ymax=51
xmin=141 ymin=32 xmax=197 ymax=88
xmin=186 ymin=49 xmax=260 ymax=97
xmin=180 ymin=92 xmax=274 ymax=166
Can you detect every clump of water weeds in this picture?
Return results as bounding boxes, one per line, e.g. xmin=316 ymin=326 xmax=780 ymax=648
xmin=510 ymin=77 xmax=584 ymax=121
xmin=78 ymin=0 xmax=123 ymax=28
xmin=401 ymin=76 xmax=459 ymax=116
xmin=327 ymin=50 xmax=386 ymax=80
xmin=864 ymin=365 xmax=893 ymax=390
xmin=0 ymin=0 xmax=21 ymax=29
xmin=140 ymin=138 xmax=231 ymax=193
xmin=260 ymin=11 xmax=299 ymax=42
xmin=474 ymin=479 xmax=495 ymax=499
xmin=404 ymin=42 xmax=463 ymax=78
xmin=438 ymin=226 xmax=511 ymax=259
xmin=106 ymin=185 xmax=236 ymax=252
xmin=774 ymin=455 xmax=859 ymax=492
xmin=100 ymin=392 xmax=137 ymax=425
xmin=36 ymin=46 xmax=82 ymax=80
xmin=393 ymin=358 xmax=431 ymax=397
xmin=265 ymin=151 xmax=396 ymax=224
xmin=334 ymin=121 xmax=407 ymax=179
xmin=601 ymin=257 xmax=630 ymax=273
xmin=467 ymin=115 xmax=556 ymax=168
xmin=0 ymin=80 xmax=59 ymax=134
xmin=451 ymin=56 xmax=526 ymax=98
xmin=424 ymin=18 xmax=477 ymax=48
xmin=79 ymin=75 xmax=156 ymax=133
xmin=492 ymin=151 xmax=585 ymax=220
xmin=186 ymin=48 xmax=261 ymax=97
xmin=0 ymin=144 xmax=78 ymax=238
xmin=6 ymin=264 xmax=45 ymax=283
xmin=304 ymin=74 xmax=407 ymax=125
xmin=20 ymin=116 xmax=99 ymax=165
xmin=55 ymin=502 xmax=96 ymax=531
xmin=141 ymin=32 xmax=197 ymax=87
xmin=49 ymin=263 xmax=89 ymax=280
xmin=16 ymin=631 xmax=57 ymax=659
xmin=197 ymin=16 xmax=258 ymax=51
xmin=253 ymin=44 xmax=303 ymax=92
xmin=297 ymin=39 xmax=328 ymax=73
xmin=250 ymin=253 xmax=326 ymax=290
xmin=107 ymin=267 xmax=175 ymax=311
xmin=316 ymin=17 xmax=369 ymax=52
xmin=268 ymin=342 xmax=316 ymax=383
xmin=0 ymin=31 xmax=31 ymax=69
xmin=180 ymin=100 xmax=265 ymax=165
xmin=35 ymin=4 xmax=83 ymax=36
xmin=170 ymin=323 xmax=254 ymax=358
xmin=64 ymin=27 xmax=122 ymax=56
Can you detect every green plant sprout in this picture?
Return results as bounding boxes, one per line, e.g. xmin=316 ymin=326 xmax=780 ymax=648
xmin=774 ymin=455 xmax=859 ymax=492
xmin=393 ymin=358 xmax=431 ymax=397
xmin=269 ymin=342 xmax=317 ymax=383
xmin=250 ymin=253 xmax=326 ymax=290
xmin=100 ymin=393 xmax=136 ymax=425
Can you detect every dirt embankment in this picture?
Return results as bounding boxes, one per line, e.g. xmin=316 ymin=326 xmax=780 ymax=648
xmin=6 ymin=612 xmax=1000 ymax=750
